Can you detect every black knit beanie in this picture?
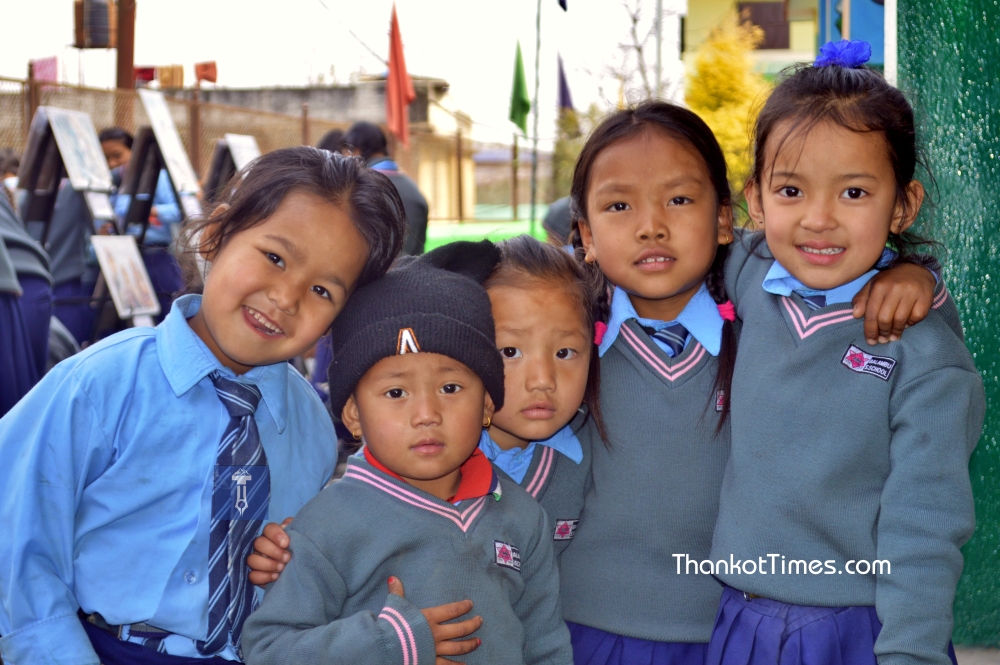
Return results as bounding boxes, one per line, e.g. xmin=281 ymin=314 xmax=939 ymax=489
xmin=327 ymin=240 xmax=505 ymax=417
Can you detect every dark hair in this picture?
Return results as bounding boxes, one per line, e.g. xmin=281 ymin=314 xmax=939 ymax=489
xmin=342 ymin=121 xmax=388 ymax=161
xmin=98 ymin=126 xmax=134 ymax=149
xmin=180 ymin=146 xmax=406 ymax=292
xmin=317 ymin=129 xmax=345 ymax=153
xmin=568 ymin=100 xmax=737 ymax=431
xmin=748 ymin=63 xmax=933 ymax=263
xmin=485 ymin=234 xmax=610 ymax=443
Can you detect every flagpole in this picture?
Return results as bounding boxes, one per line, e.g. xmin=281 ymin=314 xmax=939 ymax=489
xmin=529 ymin=0 xmax=541 ymax=238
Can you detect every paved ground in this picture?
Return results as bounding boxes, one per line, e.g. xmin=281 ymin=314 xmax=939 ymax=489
xmin=958 ymin=648 xmax=1000 ymax=664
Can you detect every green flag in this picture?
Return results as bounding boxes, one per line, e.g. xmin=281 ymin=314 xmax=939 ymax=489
xmin=509 ymin=41 xmax=531 ymax=135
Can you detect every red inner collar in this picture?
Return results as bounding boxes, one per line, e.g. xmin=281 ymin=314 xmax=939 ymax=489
xmin=363 ymin=446 xmax=494 ymax=503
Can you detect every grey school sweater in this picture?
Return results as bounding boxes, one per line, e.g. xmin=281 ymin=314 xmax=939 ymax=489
xmin=494 ymin=415 xmax=593 ymax=557
xmin=559 ymin=322 xmax=732 ymax=643
xmin=711 ymin=234 xmax=984 ymax=665
xmin=243 ymin=457 xmax=572 ymax=665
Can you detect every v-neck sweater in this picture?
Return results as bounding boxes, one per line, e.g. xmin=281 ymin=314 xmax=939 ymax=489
xmin=490 ymin=414 xmax=593 ymax=556
xmin=710 ymin=233 xmax=984 ymax=665
xmin=559 ymin=322 xmax=732 ymax=643
xmin=242 ymin=457 xmax=572 ymax=665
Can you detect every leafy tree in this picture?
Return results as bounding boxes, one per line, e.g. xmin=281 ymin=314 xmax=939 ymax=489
xmin=686 ymin=12 xmax=771 ymax=199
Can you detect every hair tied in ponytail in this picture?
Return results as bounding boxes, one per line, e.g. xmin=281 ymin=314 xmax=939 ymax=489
xmin=594 ymin=321 xmax=608 ymax=346
xmin=717 ymin=301 xmax=736 ymax=322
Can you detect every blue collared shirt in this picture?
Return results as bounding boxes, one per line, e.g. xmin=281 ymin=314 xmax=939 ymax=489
xmin=111 ymin=169 xmax=182 ymax=246
xmin=598 ymin=283 xmax=724 ymax=358
xmin=0 ymin=295 xmax=337 ymax=664
xmin=478 ymin=424 xmax=584 ymax=484
xmin=761 ymin=260 xmax=878 ymax=304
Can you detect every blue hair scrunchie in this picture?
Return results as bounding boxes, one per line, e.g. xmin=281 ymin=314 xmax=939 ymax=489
xmin=814 ymin=40 xmax=872 ymax=68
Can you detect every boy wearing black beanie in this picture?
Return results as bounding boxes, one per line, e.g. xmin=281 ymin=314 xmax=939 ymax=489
xmin=243 ymin=241 xmax=573 ymax=665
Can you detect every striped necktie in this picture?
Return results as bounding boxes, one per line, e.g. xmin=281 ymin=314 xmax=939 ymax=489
xmin=799 ymin=293 xmax=827 ymax=310
xmin=640 ymin=322 xmax=689 ymax=358
xmin=198 ymin=372 xmax=269 ymax=657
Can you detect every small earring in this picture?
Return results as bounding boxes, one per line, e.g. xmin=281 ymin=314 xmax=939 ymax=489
xmin=483 ymin=415 xmax=492 ymax=429
xmin=352 ymin=429 xmax=362 ymax=441
xmin=584 ymin=251 xmax=596 ymax=264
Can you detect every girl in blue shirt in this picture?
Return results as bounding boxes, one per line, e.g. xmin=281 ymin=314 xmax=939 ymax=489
xmin=0 ymin=147 xmax=406 ymax=665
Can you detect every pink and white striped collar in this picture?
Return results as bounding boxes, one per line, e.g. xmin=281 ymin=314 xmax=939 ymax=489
xmin=343 ymin=458 xmax=499 ymax=533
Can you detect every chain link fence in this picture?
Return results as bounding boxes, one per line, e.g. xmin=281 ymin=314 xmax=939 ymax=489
xmin=0 ymin=76 xmax=346 ymax=180
xmin=1 ymin=77 xmax=478 ymax=220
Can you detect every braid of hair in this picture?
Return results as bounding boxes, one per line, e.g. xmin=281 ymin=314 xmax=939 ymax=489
xmin=705 ymin=242 xmax=737 ymax=432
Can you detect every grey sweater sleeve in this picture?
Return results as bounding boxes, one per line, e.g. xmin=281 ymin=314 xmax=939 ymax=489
xmin=722 ymin=228 xmax=761 ymax=309
xmin=514 ymin=506 xmax=574 ymax=665
xmin=874 ymin=365 xmax=984 ymax=665
xmin=243 ymin=531 xmax=436 ymax=665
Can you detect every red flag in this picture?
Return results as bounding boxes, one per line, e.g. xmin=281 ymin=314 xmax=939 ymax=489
xmin=386 ymin=5 xmax=416 ymax=148
xmin=195 ymin=61 xmax=217 ymax=84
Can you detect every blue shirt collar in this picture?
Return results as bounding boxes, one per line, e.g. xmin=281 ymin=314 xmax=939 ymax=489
xmin=478 ymin=423 xmax=584 ymax=464
xmin=762 ymin=261 xmax=878 ymax=306
xmin=157 ymin=294 xmax=289 ymax=432
xmin=598 ymin=283 xmax=724 ymax=358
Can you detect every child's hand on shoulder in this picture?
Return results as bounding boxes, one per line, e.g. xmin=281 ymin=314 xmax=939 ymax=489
xmin=388 ymin=576 xmax=482 ymax=665
xmin=852 ymin=263 xmax=937 ymax=344
xmin=248 ymin=517 xmax=293 ymax=587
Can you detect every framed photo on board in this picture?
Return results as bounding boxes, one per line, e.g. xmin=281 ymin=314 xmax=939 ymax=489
xmin=91 ymin=235 xmax=161 ymax=319
xmin=224 ymin=133 xmax=261 ymax=170
xmin=17 ymin=107 xmax=116 ymax=239
xmin=137 ymin=89 xmax=199 ymax=195
xmin=204 ymin=134 xmax=261 ymax=202
xmin=46 ymin=107 xmax=114 ymax=193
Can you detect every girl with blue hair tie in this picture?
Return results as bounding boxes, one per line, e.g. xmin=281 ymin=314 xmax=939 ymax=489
xmin=706 ymin=41 xmax=983 ymax=665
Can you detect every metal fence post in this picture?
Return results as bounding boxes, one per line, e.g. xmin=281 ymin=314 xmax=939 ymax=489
xmin=456 ymin=128 xmax=464 ymax=222
xmin=189 ymin=87 xmax=202 ymax=177
xmin=26 ymin=62 xmax=39 ymax=131
xmin=301 ymin=102 xmax=310 ymax=146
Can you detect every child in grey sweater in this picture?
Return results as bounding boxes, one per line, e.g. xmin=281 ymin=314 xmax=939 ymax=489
xmin=707 ymin=42 xmax=984 ymax=665
xmin=242 ymin=241 xmax=572 ymax=665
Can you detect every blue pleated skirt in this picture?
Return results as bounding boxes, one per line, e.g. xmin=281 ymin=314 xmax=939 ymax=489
xmin=568 ymin=621 xmax=708 ymax=665
xmin=53 ymin=278 xmax=97 ymax=345
xmin=17 ymin=274 xmax=52 ymax=376
xmin=705 ymin=586 xmax=957 ymax=665
xmin=0 ymin=292 xmax=39 ymax=417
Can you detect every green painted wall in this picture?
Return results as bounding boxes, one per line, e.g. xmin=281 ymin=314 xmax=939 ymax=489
xmin=899 ymin=0 xmax=1000 ymax=645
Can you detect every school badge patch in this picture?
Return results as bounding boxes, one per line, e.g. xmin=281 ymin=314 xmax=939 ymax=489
xmin=553 ymin=519 xmax=579 ymax=541
xmin=841 ymin=344 xmax=896 ymax=381
xmin=494 ymin=541 xmax=522 ymax=572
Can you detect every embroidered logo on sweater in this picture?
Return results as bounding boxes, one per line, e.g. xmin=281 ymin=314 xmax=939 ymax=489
xmin=494 ymin=541 xmax=522 ymax=571
xmin=553 ymin=519 xmax=579 ymax=541
xmin=397 ymin=328 xmax=421 ymax=354
xmin=715 ymin=390 xmax=726 ymax=412
xmin=841 ymin=345 xmax=896 ymax=381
